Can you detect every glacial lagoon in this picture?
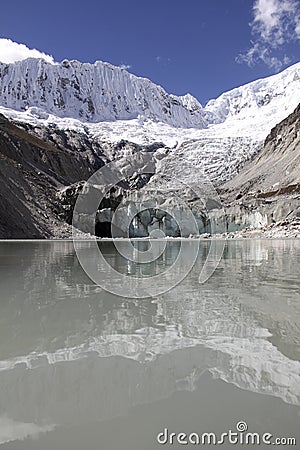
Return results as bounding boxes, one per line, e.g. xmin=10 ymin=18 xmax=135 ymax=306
xmin=0 ymin=239 xmax=299 ymax=449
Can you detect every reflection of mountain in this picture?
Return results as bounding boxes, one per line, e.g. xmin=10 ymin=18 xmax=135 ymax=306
xmin=0 ymin=240 xmax=300 ymax=434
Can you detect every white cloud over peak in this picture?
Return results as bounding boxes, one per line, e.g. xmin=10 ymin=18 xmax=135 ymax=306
xmin=0 ymin=38 xmax=55 ymax=64
xmin=119 ymin=63 xmax=131 ymax=70
xmin=236 ymin=0 xmax=300 ymax=71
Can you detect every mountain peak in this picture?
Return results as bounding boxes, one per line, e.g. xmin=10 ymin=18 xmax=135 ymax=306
xmin=0 ymin=48 xmax=299 ymax=133
xmin=177 ymin=93 xmax=203 ymax=111
xmin=0 ymin=57 xmax=208 ymax=127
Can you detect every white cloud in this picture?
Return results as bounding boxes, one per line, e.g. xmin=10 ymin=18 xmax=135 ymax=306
xmin=252 ymin=0 xmax=297 ymax=44
xmin=236 ymin=41 xmax=291 ymax=71
xmin=119 ymin=63 xmax=131 ymax=70
xmin=0 ymin=38 xmax=55 ymax=64
xmin=236 ymin=0 xmax=300 ymax=70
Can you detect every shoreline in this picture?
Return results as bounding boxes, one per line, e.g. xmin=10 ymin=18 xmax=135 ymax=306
xmin=1 ymin=219 xmax=300 ymax=242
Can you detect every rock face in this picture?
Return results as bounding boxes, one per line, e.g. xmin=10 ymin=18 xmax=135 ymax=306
xmin=0 ymin=114 xmax=106 ymax=237
xmin=212 ymin=103 xmax=300 ymax=232
xmin=0 ymin=113 xmax=167 ymax=238
xmin=225 ymin=103 xmax=300 ymax=195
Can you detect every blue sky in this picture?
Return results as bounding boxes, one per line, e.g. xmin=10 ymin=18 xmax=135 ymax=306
xmin=1 ymin=0 xmax=299 ymax=104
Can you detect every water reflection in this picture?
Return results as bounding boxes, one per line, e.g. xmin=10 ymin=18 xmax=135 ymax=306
xmin=0 ymin=240 xmax=299 ymax=447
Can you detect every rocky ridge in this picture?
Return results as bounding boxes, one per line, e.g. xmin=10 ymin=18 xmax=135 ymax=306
xmin=0 ymin=112 xmax=168 ymax=238
xmin=210 ymin=102 xmax=300 ymax=236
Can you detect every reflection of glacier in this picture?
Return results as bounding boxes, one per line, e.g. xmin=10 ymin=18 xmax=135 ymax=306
xmin=0 ymin=240 xmax=300 ymax=434
xmin=0 ymin=417 xmax=54 ymax=446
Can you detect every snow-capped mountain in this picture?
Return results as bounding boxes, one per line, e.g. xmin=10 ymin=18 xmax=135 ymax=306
xmin=205 ymin=64 xmax=300 ymax=123
xmin=0 ymin=56 xmax=299 ymax=138
xmin=0 ymin=58 xmax=207 ymax=127
xmin=0 ymin=49 xmax=299 ymax=238
xmin=0 ymin=54 xmax=299 ymax=196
